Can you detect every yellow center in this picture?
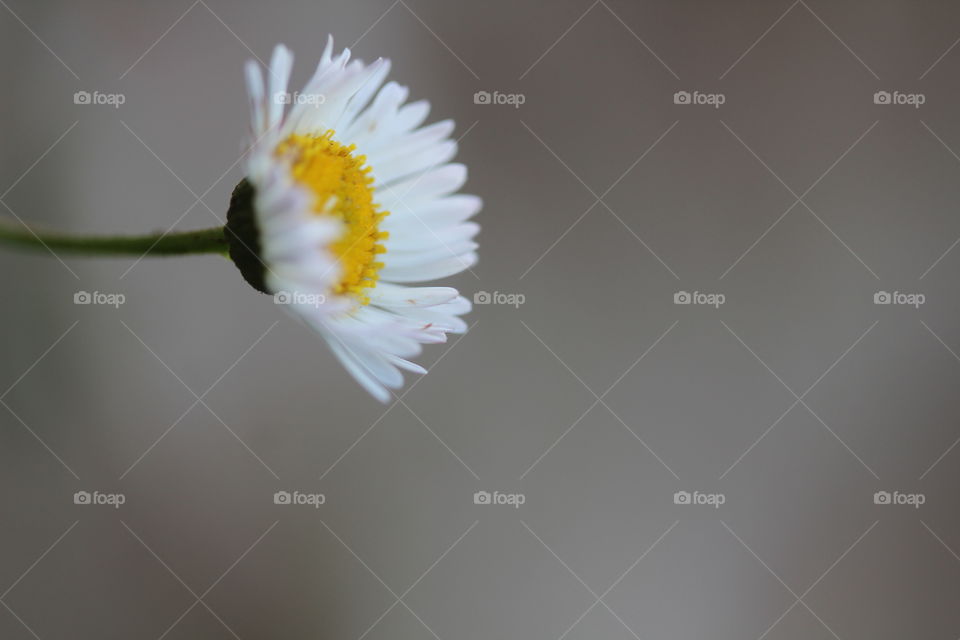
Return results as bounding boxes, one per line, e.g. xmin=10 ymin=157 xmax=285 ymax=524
xmin=276 ymin=131 xmax=388 ymax=304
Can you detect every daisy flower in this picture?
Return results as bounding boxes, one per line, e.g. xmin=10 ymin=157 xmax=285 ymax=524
xmin=224 ymin=39 xmax=480 ymax=402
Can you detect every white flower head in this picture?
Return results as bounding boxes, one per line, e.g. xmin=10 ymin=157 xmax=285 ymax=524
xmin=228 ymin=39 xmax=480 ymax=402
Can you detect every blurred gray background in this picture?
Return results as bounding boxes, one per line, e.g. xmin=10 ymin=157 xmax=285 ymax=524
xmin=2 ymin=0 xmax=960 ymax=638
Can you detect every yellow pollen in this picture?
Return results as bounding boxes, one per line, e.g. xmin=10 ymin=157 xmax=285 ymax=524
xmin=276 ymin=130 xmax=388 ymax=304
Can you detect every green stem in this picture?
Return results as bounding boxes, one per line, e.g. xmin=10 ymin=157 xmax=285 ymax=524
xmin=0 ymin=218 xmax=228 ymax=256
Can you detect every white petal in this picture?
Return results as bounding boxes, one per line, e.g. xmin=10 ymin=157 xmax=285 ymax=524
xmin=382 ymin=252 xmax=478 ymax=282
xmin=436 ymin=295 xmax=472 ymax=315
xmin=395 ymin=307 xmax=468 ymax=333
xmin=343 ymin=82 xmax=409 ymax=145
xmin=384 ymin=240 xmax=478 ymax=269
xmin=366 ymin=119 xmax=455 ymax=168
xmin=319 ymin=35 xmax=335 ymax=68
xmin=325 ymin=338 xmax=391 ymax=403
xmin=347 ymin=91 xmax=431 ymax=154
xmin=335 ymin=58 xmax=392 ymax=132
xmin=384 ymin=222 xmax=479 ymax=252
xmin=373 ymin=140 xmax=457 ymax=187
xmin=244 ymin=61 xmax=266 ymax=134
xmin=382 ymin=195 xmax=482 ymax=232
xmin=346 ymin=344 xmax=404 ymax=389
xmin=368 ymin=283 xmax=459 ymax=308
xmin=385 ymin=354 xmax=428 ymax=375
xmin=266 ymin=45 xmax=293 ymax=129
xmin=288 ymin=59 xmax=388 ymax=136
xmin=377 ymin=164 xmax=468 ymax=211
xmin=383 ymin=100 xmax=432 ymax=143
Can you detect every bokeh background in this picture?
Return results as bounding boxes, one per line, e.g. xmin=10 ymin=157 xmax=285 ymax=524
xmin=2 ymin=0 xmax=960 ymax=638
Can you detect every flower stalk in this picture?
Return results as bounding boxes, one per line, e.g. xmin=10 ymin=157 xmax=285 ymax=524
xmin=0 ymin=218 xmax=228 ymax=257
